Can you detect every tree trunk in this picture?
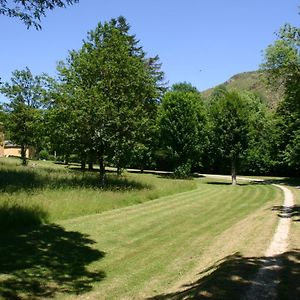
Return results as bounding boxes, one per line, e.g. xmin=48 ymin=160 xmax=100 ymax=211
xmin=20 ymin=144 xmax=27 ymax=166
xmin=99 ymin=156 xmax=105 ymax=186
xmin=35 ymin=145 xmax=40 ymax=160
xmin=231 ymin=159 xmax=237 ymax=185
xmin=81 ymin=161 xmax=86 ymax=171
xmin=88 ymin=162 xmax=93 ymax=171
xmin=117 ymin=166 xmax=122 ymax=176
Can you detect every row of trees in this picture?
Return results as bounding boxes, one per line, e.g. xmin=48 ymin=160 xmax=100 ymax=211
xmin=1 ymin=16 xmax=299 ymax=184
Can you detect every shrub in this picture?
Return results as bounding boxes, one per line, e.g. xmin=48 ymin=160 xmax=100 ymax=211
xmin=174 ymin=162 xmax=192 ymax=179
xmin=39 ymin=149 xmax=50 ymax=160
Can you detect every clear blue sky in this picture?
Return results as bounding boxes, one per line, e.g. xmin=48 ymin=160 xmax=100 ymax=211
xmin=1 ymin=0 xmax=299 ymax=102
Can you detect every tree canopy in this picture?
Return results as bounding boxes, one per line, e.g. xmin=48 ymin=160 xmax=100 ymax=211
xmin=261 ymin=18 xmax=300 ymax=173
xmin=52 ymin=16 xmax=164 ymax=183
xmin=0 ymin=67 xmax=49 ymax=164
xmin=158 ymin=90 xmax=207 ymax=177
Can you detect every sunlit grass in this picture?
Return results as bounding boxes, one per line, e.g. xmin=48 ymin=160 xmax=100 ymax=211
xmin=58 ymin=179 xmax=282 ymax=299
xmin=1 ymin=157 xmax=294 ymax=299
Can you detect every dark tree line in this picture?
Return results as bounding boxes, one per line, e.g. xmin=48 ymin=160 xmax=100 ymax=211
xmin=1 ymin=16 xmax=299 ymax=185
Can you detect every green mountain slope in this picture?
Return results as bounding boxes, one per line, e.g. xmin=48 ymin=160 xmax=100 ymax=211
xmin=202 ymin=71 xmax=283 ymax=109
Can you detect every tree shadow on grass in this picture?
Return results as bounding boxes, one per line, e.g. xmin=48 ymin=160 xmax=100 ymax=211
xmin=0 ymin=222 xmax=105 ymax=299
xmin=206 ymin=181 xmax=255 ymax=186
xmin=206 ymin=182 xmax=234 ymax=186
xmin=148 ymin=251 xmax=300 ymax=300
xmin=272 ymin=205 xmax=300 ymax=221
xmin=0 ymin=167 xmax=150 ymax=194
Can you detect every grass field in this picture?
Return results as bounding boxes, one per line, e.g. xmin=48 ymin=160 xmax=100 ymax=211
xmin=0 ymin=157 xmax=297 ymax=299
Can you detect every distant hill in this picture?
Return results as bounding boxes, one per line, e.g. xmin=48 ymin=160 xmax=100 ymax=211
xmin=201 ymin=71 xmax=283 ymax=109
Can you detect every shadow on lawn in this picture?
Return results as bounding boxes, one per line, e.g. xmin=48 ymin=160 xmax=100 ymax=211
xmin=0 ymin=223 xmax=105 ymax=299
xmin=0 ymin=167 xmax=150 ymax=193
xmin=206 ymin=181 xmax=260 ymax=186
xmin=148 ymin=250 xmax=300 ymax=300
xmin=272 ymin=205 xmax=300 ymax=221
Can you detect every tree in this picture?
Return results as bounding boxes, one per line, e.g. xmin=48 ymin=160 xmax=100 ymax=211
xmin=56 ymin=16 xmax=164 ymax=184
xmin=241 ymin=92 xmax=277 ymax=175
xmin=0 ymin=0 xmax=79 ymax=29
xmin=209 ymin=90 xmax=251 ymax=185
xmin=158 ymin=90 xmax=207 ymax=177
xmin=261 ymin=19 xmax=300 ymax=174
xmin=171 ymin=82 xmax=199 ymax=93
xmin=0 ymin=67 xmax=48 ymax=165
xmin=0 ymin=104 xmax=5 ymax=149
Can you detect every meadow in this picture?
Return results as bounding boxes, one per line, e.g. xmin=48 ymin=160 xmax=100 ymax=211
xmin=0 ymin=158 xmax=196 ymax=226
xmin=0 ymin=158 xmax=299 ymax=299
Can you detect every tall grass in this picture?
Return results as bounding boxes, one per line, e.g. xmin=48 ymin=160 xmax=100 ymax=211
xmin=0 ymin=158 xmax=196 ymax=226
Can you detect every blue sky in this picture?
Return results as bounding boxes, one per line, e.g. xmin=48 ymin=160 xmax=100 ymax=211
xmin=0 ymin=0 xmax=299 ymax=102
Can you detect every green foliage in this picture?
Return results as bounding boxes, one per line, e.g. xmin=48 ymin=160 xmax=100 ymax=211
xmin=0 ymin=0 xmax=79 ymax=29
xmin=283 ymin=129 xmax=300 ymax=171
xmin=55 ymin=17 xmax=164 ymax=182
xmin=261 ymin=18 xmax=300 ymax=175
xmin=158 ymin=91 xmax=207 ymax=176
xmin=261 ymin=39 xmax=299 ymax=88
xmin=0 ymin=67 xmax=49 ymax=165
xmin=209 ymin=90 xmax=249 ymax=161
xmin=174 ymin=162 xmax=192 ymax=178
xmin=171 ymin=82 xmax=199 ymax=93
xmin=208 ymin=89 xmax=269 ymax=181
xmin=241 ymin=92 xmax=277 ymax=174
xmin=39 ymin=149 xmax=50 ymax=160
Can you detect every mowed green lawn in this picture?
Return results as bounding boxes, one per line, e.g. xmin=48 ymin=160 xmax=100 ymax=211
xmin=0 ymin=158 xmax=284 ymax=299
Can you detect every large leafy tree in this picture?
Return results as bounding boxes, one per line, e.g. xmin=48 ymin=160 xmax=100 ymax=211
xmin=158 ymin=88 xmax=207 ymax=177
xmin=56 ymin=16 xmax=164 ymax=184
xmin=0 ymin=67 xmax=48 ymax=165
xmin=0 ymin=0 xmax=78 ymax=29
xmin=241 ymin=92 xmax=277 ymax=175
xmin=261 ymin=20 xmax=300 ymax=174
xmin=209 ymin=90 xmax=251 ymax=185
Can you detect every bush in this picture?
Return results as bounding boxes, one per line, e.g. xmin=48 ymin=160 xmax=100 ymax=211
xmin=39 ymin=149 xmax=49 ymax=160
xmin=174 ymin=162 xmax=192 ymax=179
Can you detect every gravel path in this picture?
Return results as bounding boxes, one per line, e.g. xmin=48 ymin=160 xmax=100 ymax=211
xmin=243 ymin=184 xmax=294 ymax=300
